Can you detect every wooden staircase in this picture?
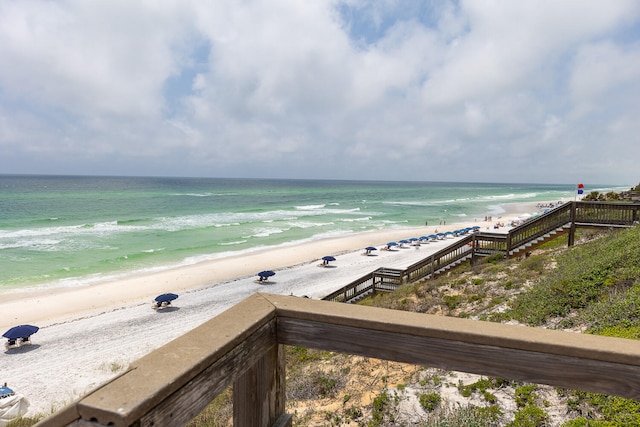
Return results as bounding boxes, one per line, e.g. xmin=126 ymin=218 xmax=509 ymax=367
xmin=323 ymin=201 xmax=639 ymax=304
xmin=508 ymin=224 xmax=572 ymax=256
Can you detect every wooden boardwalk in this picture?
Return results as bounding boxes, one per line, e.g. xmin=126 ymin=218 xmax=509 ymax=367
xmin=324 ymin=201 xmax=640 ymax=303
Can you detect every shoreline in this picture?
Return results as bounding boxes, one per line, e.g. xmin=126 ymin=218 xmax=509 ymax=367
xmin=1 ymin=200 xmax=547 ymax=417
xmin=0 ymin=201 xmax=543 ymax=331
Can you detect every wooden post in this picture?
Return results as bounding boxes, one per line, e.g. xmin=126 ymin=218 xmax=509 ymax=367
xmin=233 ymin=343 xmax=290 ymax=427
xmin=429 ymin=254 xmax=435 ymax=278
xmin=568 ymin=202 xmax=577 ymax=246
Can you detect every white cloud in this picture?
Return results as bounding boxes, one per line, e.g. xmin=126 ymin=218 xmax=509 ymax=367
xmin=0 ymin=0 xmax=638 ymax=184
xmin=569 ymin=41 xmax=640 ymax=118
xmin=0 ymin=1 xmax=192 ymax=119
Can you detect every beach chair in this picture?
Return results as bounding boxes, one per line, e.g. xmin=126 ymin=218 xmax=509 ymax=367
xmin=4 ymin=339 xmax=19 ymax=350
xmin=19 ymin=337 xmax=32 ymax=346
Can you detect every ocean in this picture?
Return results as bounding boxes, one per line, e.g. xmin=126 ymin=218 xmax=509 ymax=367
xmin=0 ymin=175 xmax=626 ymax=293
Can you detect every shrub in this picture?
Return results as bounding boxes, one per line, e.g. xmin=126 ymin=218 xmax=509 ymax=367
xmin=515 ymin=385 xmax=538 ymax=408
xmin=566 ymin=392 xmax=640 ymax=425
xmin=443 ymin=294 xmax=463 ymax=310
xmin=369 ymin=390 xmax=393 ymax=426
xmin=422 ymin=404 xmax=501 ymax=426
xmin=419 ymin=393 xmax=442 ymax=412
xmin=507 ymin=405 xmax=549 ymax=427
xmin=287 ymin=368 xmax=344 ymax=400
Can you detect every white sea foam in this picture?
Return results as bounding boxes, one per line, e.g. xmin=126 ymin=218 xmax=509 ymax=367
xmin=339 ymin=216 xmax=372 ymax=222
xmin=219 ymin=240 xmax=247 ymax=246
xmin=295 ymin=204 xmax=326 ymax=210
xmin=288 ymin=221 xmax=335 ymax=229
xmin=250 ymin=227 xmax=288 ymax=238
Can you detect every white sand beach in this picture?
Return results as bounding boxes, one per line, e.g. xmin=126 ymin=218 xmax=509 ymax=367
xmin=1 ymin=202 xmax=539 ymax=418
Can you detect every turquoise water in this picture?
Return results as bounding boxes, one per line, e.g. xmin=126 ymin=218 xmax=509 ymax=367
xmin=0 ymin=175 xmax=626 ymax=292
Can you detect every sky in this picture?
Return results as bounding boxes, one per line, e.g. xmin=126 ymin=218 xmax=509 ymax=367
xmin=0 ymin=0 xmax=639 ymax=185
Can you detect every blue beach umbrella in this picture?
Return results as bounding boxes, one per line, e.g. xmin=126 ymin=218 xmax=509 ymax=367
xmin=3 ymin=325 xmax=39 ymax=340
xmin=0 ymin=385 xmax=14 ymax=398
xmin=386 ymin=242 xmax=398 ymax=247
xmin=399 ymin=239 xmax=410 ymax=244
xmin=258 ymin=270 xmax=276 ymax=278
xmin=154 ymin=293 xmax=179 ymax=303
xmin=364 ymin=246 xmax=378 ymax=255
xmin=419 ymin=236 xmax=429 ymax=240
xmin=321 ymin=255 xmax=336 ymax=266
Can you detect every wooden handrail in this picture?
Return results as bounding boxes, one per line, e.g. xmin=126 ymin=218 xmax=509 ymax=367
xmin=39 ymin=293 xmax=640 ymax=426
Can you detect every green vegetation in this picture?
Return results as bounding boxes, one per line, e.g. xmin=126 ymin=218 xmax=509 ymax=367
xmin=509 ymin=226 xmax=640 ymax=326
xmin=287 ymin=345 xmax=333 ymax=363
xmin=369 ymin=390 xmax=393 ymax=426
xmin=185 ymin=387 xmax=232 ymax=427
xmin=419 ymin=392 xmax=442 ymax=412
xmin=583 ymin=191 xmax=622 ymax=201
xmin=507 ymin=405 xmax=549 ymax=427
xmin=583 ymin=182 xmax=639 ymax=201
xmin=458 ymin=377 xmax=509 ymax=398
xmin=6 ymin=417 xmax=45 ymax=427
xmin=514 ymin=385 xmax=538 ymax=408
xmin=562 ymin=391 xmax=640 ymax=426
xmin=422 ymin=404 xmax=502 ymax=426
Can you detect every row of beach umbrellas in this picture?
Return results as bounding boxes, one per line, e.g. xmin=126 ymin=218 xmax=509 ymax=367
xmin=371 ymin=227 xmax=480 ymax=251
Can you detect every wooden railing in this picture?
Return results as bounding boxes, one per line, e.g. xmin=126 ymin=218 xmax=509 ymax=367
xmin=323 ymin=201 xmax=640 ymax=303
xmin=39 ymin=293 xmax=640 ymax=427
xmin=506 ymin=202 xmax=573 ymax=254
xmin=323 ymin=268 xmax=403 ymax=303
xmin=404 ymin=235 xmax=474 ymax=282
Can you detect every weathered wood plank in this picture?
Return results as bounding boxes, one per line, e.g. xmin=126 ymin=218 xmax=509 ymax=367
xmin=75 ymin=293 xmax=277 ymax=427
xmin=233 ymin=343 xmax=287 ymax=426
xmin=139 ymin=320 xmax=276 ymax=427
xmin=276 ymin=316 xmax=640 ymax=399
xmin=265 ymin=294 xmax=640 ymax=366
